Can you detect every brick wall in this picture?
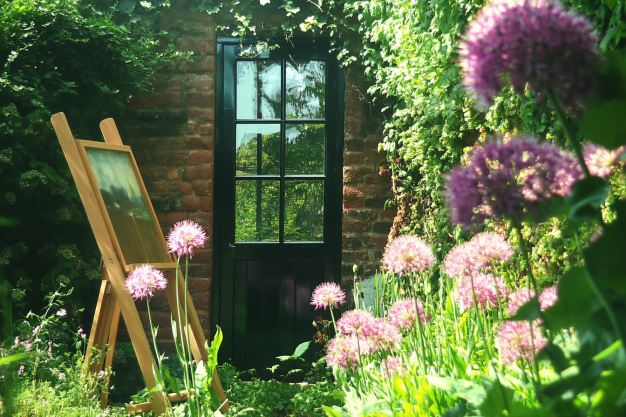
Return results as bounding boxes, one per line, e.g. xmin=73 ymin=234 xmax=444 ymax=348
xmin=116 ymin=4 xmax=393 ymax=346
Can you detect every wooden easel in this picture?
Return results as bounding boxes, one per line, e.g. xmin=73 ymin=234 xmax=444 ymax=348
xmin=51 ymin=113 xmax=228 ymax=414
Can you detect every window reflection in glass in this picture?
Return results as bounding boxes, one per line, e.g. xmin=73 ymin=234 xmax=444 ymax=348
xmin=236 ymin=124 xmax=280 ymax=176
xmin=284 ymin=180 xmax=324 ymax=242
xmin=285 ymin=124 xmax=324 ymax=175
xmin=236 ymin=180 xmax=280 ymax=242
xmin=286 ymin=61 xmax=326 ymax=120
xmin=237 ymin=61 xmax=281 ymax=120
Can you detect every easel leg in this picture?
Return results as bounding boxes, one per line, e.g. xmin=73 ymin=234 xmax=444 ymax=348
xmin=100 ymin=302 xmax=121 ymax=409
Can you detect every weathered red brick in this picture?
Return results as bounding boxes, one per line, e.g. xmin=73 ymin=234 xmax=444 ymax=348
xmin=183 ymin=166 xmax=213 ymax=180
xmin=187 ymin=92 xmax=215 ymax=107
xmin=343 ymin=199 xmax=364 ymax=209
xmin=380 ymin=208 xmax=397 ymax=219
xmin=153 ymin=181 xmax=167 ymax=194
xmin=192 ymin=293 xmax=210 ymax=310
xmin=182 ymin=197 xmax=199 ymax=211
xmin=343 ymin=167 xmax=371 ymax=183
xmin=191 ymin=249 xmax=212 ymax=263
xmin=186 ymin=136 xmax=213 ymax=150
xmin=189 ymin=151 xmax=214 ymax=164
xmin=147 ymin=92 xmax=183 ymax=108
xmin=166 ymin=212 xmax=189 ymax=225
xmin=179 ymin=182 xmax=193 ymax=194
xmin=343 ymin=186 xmax=364 ymax=197
xmin=344 ymin=152 xmax=366 ymax=164
xmin=188 ymin=108 xmax=215 ymax=122
xmin=342 ymin=221 xmax=363 ymax=233
xmin=198 ymin=124 xmax=214 ymax=137
xmin=166 ymin=167 xmax=180 ymax=180
xmin=186 ymin=122 xmax=198 ymax=135
xmin=192 ymin=181 xmax=212 ymax=195
xmin=200 ymin=197 xmax=213 ymax=212
xmin=127 ymin=96 xmax=150 ymax=109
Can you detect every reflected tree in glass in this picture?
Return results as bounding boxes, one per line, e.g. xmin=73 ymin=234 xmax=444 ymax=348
xmin=286 ymin=61 xmax=326 ymax=120
xmin=285 ymin=124 xmax=324 ymax=175
xmin=236 ymin=124 xmax=280 ymax=175
xmin=237 ymin=61 xmax=281 ymax=120
xmin=235 ymin=180 xmax=280 ymax=242
xmin=284 ymin=180 xmax=324 ymax=241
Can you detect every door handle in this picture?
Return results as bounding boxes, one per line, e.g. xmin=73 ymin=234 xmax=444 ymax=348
xmin=228 ymin=243 xmax=236 ymax=248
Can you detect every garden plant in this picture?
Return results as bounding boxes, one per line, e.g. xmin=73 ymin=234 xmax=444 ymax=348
xmin=2 ymin=0 xmax=626 ymax=415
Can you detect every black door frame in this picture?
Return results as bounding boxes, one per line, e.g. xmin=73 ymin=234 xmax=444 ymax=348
xmin=212 ymin=37 xmax=344 ymax=365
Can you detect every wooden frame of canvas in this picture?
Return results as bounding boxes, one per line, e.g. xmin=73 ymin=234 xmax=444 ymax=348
xmin=51 ymin=113 xmax=228 ymax=414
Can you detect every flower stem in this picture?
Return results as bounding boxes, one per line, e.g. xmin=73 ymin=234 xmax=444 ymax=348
xmin=545 ymin=87 xmax=590 ymax=177
xmin=574 ymin=231 xmax=626 ymax=353
xmin=175 ymin=256 xmax=191 ymax=399
xmin=329 ymin=308 xmax=338 ymax=336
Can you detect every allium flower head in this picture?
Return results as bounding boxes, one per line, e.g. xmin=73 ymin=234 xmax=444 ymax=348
xmin=456 ymin=274 xmax=510 ymax=312
xmin=443 ymin=233 xmax=513 ymax=277
xmin=17 ymin=365 xmax=25 ymax=376
xmin=125 ymin=264 xmax=168 ymax=300
xmin=167 ymin=220 xmax=207 ymax=258
xmin=381 ymin=356 xmax=408 ymax=377
xmin=57 ymin=309 xmax=67 ymax=317
xmin=366 ymin=319 xmax=403 ymax=351
xmin=326 ymin=335 xmax=372 ymax=370
xmin=539 ymin=287 xmax=558 ymax=310
xmin=583 ymin=143 xmax=626 ymax=178
xmin=337 ymin=310 xmax=376 ymax=336
xmin=311 ymin=282 xmax=345 ymax=310
xmin=459 ymin=0 xmax=598 ymax=113
xmin=388 ymin=298 xmax=427 ymax=330
xmin=496 ymin=320 xmax=547 ymax=365
xmin=445 ymin=137 xmax=582 ymax=227
xmin=507 ymin=288 xmax=536 ymax=315
xmin=383 ymin=235 xmax=436 ymax=276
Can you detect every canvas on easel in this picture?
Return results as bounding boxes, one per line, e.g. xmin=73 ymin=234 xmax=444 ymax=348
xmin=51 ymin=113 xmax=228 ymax=414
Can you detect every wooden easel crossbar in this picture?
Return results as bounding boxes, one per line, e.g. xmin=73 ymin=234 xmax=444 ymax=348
xmin=51 ymin=113 xmax=228 ymax=414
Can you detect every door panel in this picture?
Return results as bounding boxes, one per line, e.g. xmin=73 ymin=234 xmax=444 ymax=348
xmin=214 ymin=38 xmax=343 ymax=372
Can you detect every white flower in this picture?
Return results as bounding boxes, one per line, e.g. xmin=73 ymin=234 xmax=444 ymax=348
xmin=57 ymin=309 xmax=67 ymax=317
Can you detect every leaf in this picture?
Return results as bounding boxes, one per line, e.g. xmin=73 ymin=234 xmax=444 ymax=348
xmin=427 ymin=376 xmax=486 ymax=408
xmin=509 ymin=296 xmax=541 ymax=322
xmin=162 ymin=364 xmax=181 ymax=397
xmin=567 ymin=176 xmax=608 ymax=223
xmin=579 ymin=99 xmax=626 ymax=150
xmin=0 ymin=352 xmax=32 ymax=366
xmin=323 ymin=405 xmax=346 ymax=417
xmin=442 ymin=401 xmax=467 ymax=417
xmin=584 ymin=201 xmax=626 ymax=294
xmin=590 ymin=369 xmax=626 ymax=415
xmin=542 ymin=268 xmax=597 ymax=331
xmin=117 ymin=0 xmax=136 ymax=14
xmin=293 ymin=341 xmax=310 ymax=358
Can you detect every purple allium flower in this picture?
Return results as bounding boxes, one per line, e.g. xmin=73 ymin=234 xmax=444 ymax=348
xmin=381 ymin=356 xmax=408 ymax=377
xmin=311 ymin=282 xmax=345 ymax=310
xmin=56 ymin=309 xmax=67 ymax=317
xmin=125 ymin=264 xmax=168 ymax=300
xmin=443 ymin=233 xmax=513 ymax=277
xmin=326 ymin=335 xmax=372 ymax=370
xmin=507 ymin=288 xmax=536 ymax=315
xmin=495 ymin=320 xmax=547 ymax=365
xmin=388 ymin=298 xmax=427 ymax=330
xmin=17 ymin=365 xmax=25 ymax=376
xmin=539 ymin=286 xmax=558 ymax=310
xmin=456 ymin=274 xmax=510 ymax=312
xmin=459 ymin=0 xmax=598 ymax=113
xmin=167 ymin=220 xmax=207 ymax=258
xmin=589 ymin=227 xmax=603 ymax=243
xmin=583 ymin=143 xmax=626 ymax=178
xmin=366 ymin=319 xmax=403 ymax=352
xmin=445 ymin=137 xmax=582 ymax=227
xmin=383 ymin=235 xmax=436 ymax=276
xmin=337 ymin=310 xmax=376 ymax=337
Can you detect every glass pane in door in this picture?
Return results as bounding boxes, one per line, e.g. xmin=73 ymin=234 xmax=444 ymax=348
xmin=284 ymin=180 xmax=324 ymax=242
xmin=236 ymin=124 xmax=280 ymax=175
xmin=286 ymin=61 xmax=326 ymax=119
xmin=285 ymin=124 xmax=325 ymax=175
xmin=237 ymin=61 xmax=281 ymax=119
xmin=236 ymin=180 xmax=280 ymax=242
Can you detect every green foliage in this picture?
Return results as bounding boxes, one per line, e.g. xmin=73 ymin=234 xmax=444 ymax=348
xmin=0 ymin=0 xmax=179 ymax=320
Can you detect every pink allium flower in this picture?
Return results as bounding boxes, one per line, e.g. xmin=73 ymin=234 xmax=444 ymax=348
xmin=311 ymin=282 xmax=345 ymax=310
xmin=445 ymin=137 xmax=582 ymax=227
xmin=383 ymin=235 xmax=436 ymax=276
xmin=366 ymin=319 xmax=403 ymax=352
xmin=495 ymin=320 xmax=547 ymax=365
xmin=125 ymin=264 xmax=168 ymax=300
xmin=583 ymin=143 xmax=626 ymax=178
xmin=32 ymin=326 xmax=40 ymax=337
xmin=56 ymin=309 xmax=67 ymax=317
xmin=443 ymin=233 xmax=513 ymax=277
xmin=326 ymin=335 xmax=372 ymax=370
xmin=167 ymin=220 xmax=207 ymax=258
xmin=456 ymin=274 xmax=510 ymax=312
xmin=589 ymin=227 xmax=603 ymax=244
xmin=388 ymin=298 xmax=427 ymax=330
xmin=539 ymin=287 xmax=558 ymax=310
xmin=459 ymin=0 xmax=598 ymax=114
xmin=381 ymin=356 xmax=408 ymax=377
xmin=17 ymin=365 xmax=25 ymax=376
xmin=507 ymin=288 xmax=536 ymax=315
xmin=337 ymin=310 xmax=376 ymax=337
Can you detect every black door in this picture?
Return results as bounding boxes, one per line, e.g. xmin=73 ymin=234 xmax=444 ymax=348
xmin=213 ymin=38 xmax=343 ymax=371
